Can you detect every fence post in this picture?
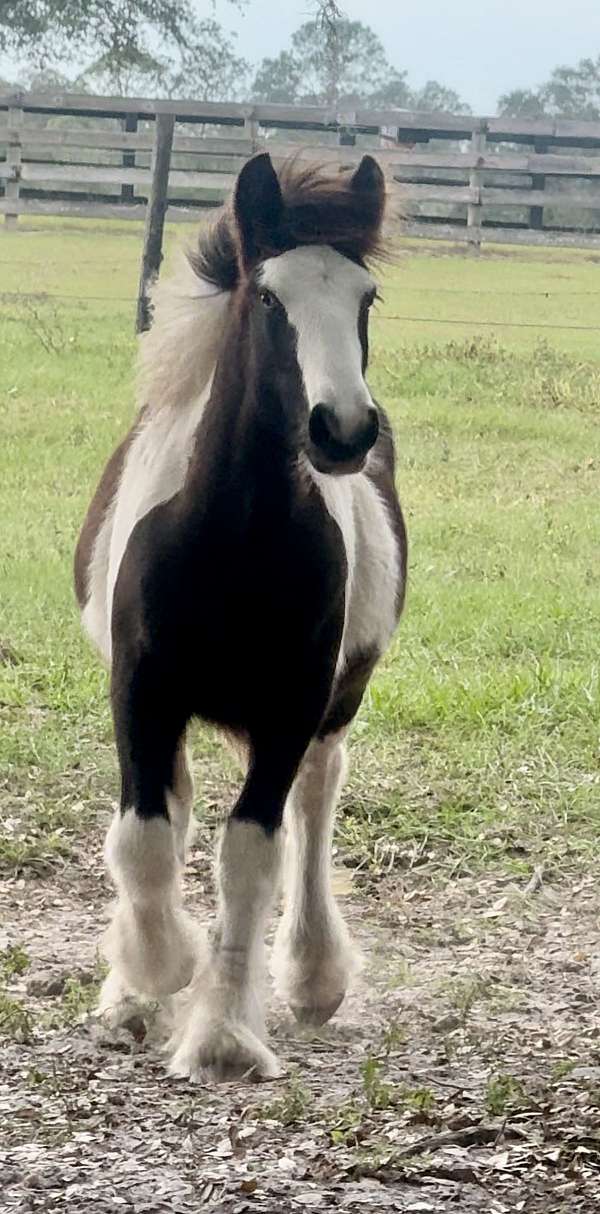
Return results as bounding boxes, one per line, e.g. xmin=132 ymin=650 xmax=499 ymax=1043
xmin=466 ymin=120 xmax=487 ymax=253
xmin=121 ymin=112 xmax=138 ymax=202
xmin=244 ymin=110 xmax=258 ymax=153
xmin=5 ymin=106 xmax=23 ymax=229
xmin=530 ymin=137 xmax=547 ymax=231
xmin=136 ymin=112 xmax=175 ymax=334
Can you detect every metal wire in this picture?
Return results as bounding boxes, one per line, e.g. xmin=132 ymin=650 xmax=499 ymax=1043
xmin=1 ymin=292 xmax=600 ymax=333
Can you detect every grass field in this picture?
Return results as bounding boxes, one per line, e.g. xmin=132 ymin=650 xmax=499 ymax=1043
xmin=1 ymin=220 xmax=599 ymax=877
xmin=2 ymin=220 xmax=600 ymax=1211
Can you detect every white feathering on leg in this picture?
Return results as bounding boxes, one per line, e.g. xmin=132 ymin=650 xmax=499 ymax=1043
xmin=168 ymin=819 xmax=283 ymax=1081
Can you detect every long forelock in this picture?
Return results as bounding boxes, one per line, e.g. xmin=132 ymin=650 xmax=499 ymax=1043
xmin=188 ymin=160 xmax=387 ymax=293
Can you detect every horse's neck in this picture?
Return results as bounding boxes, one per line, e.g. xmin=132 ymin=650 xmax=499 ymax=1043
xmin=185 ymin=317 xmax=299 ymax=523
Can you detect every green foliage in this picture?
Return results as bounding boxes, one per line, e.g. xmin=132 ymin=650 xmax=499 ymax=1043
xmin=497 ymin=88 xmax=547 ymax=120
xmin=251 ymin=18 xmax=470 ymax=112
xmin=499 ymin=54 xmax=600 ymax=120
xmin=0 ymin=992 xmax=34 ymax=1042
xmin=0 ymin=0 xmax=248 ymax=101
xmin=397 ymin=1085 xmax=436 ymax=1117
xmin=411 ymin=81 xmax=471 ymax=114
xmin=0 ymin=944 xmax=30 ymax=980
xmin=360 ymin=1057 xmax=394 ymax=1110
xmin=328 ymin=1101 xmax=364 ymax=1144
xmin=78 ymin=19 xmax=249 ymax=101
xmin=442 ymin=976 xmax=493 ymax=1022
xmin=259 ymin=1073 xmax=312 ymax=1125
xmin=485 ymin=1072 xmax=526 ymax=1116
xmin=0 ymin=0 xmax=193 ymax=64
xmin=552 ymin=1058 xmax=578 ymax=1081
xmin=59 ymin=976 xmax=99 ymax=1023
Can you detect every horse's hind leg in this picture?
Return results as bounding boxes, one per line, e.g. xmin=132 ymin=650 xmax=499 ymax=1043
xmin=273 ymin=730 xmax=358 ymax=1026
xmin=97 ymin=674 xmax=198 ymax=1026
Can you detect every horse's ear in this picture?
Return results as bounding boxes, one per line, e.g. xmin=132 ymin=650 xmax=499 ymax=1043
xmin=350 ymin=155 xmax=386 ymax=227
xmin=234 ymin=153 xmax=284 ymax=271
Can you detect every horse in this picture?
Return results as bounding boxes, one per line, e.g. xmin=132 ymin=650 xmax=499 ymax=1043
xmin=74 ymin=151 xmax=407 ymax=1081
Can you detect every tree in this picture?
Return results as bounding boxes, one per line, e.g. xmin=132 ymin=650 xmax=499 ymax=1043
xmin=368 ymin=71 xmax=412 ymax=110
xmin=411 ymin=81 xmax=471 ymax=115
xmin=498 ymin=56 xmax=600 ymax=120
xmin=253 ymin=19 xmax=395 ymax=107
xmin=0 ymin=1 xmax=194 ymax=67
xmin=541 ymin=57 xmax=600 ymax=119
xmin=0 ymin=0 xmax=340 ymax=73
xmin=252 ymin=51 xmax=303 ymax=105
xmin=77 ymin=20 xmax=248 ymax=101
xmin=497 ymin=88 xmax=547 ymax=120
xmin=0 ymin=1 xmax=249 ymax=102
xmin=252 ymin=18 xmax=470 ymax=113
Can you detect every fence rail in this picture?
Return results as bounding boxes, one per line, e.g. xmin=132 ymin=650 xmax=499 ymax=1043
xmin=4 ymin=91 xmax=600 ymax=248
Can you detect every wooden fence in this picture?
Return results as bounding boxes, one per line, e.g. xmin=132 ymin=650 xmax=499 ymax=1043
xmin=4 ymin=91 xmax=600 ymax=248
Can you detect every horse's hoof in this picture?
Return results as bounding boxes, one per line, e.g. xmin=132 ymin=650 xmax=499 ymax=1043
xmin=168 ymin=1020 xmax=283 ymax=1083
xmin=291 ymin=993 xmax=345 ymax=1027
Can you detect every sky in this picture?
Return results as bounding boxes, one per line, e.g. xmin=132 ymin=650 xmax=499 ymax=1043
xmin=2 ymin=0 xmax=600 ymax=113
xmin=223 ymin=0 xmax=600 ymax=113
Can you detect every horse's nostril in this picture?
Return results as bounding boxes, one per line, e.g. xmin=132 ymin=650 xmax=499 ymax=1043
xmin=363 ymin=406 xmax=379 ymax=448
xmin=309 ymin=402 xmax=379 ymax=468
xmin=309 ymin=403 xmax=341 ymax=448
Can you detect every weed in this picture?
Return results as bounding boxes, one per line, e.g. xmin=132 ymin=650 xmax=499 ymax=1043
xmin=328 ymin=1100 xmax=364 ymax=1145
xmin=485 ymin=1072 xmax=526 ymax=1116
xmin=397 ymin=1085 xmax=436 ymax=1119
xmin=259 ymin=1073 xmax=312 ymax=1126
xmin=384 ymin=959 xmax=418 ymax=991
xmin=0 ymin=992 xmax=34 ymax=1042
xmin=20 ymin=296 xmax=78 ymax=355
xmin=360 ymin=1057 xmax=395 ymax=1111
xmin=440 ymin=975 xmax=494 ymax=1023
xmin=381 ymin=1020 xmax=407 ymax=1056
xmin=0 ymin=944 xmax=30 ymax=980
xmin=552 ymin=1058 xmax=578 ymax=1081
xmin=59 ymin=976 xmax=100 ymax=1025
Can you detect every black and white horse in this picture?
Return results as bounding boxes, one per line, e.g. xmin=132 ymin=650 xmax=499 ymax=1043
xmin=75 ymin=153 xmax=407 ymax=1081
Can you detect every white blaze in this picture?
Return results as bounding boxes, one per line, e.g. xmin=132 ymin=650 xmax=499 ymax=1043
xmin=259 ymin=246 xmax=376 ymax=440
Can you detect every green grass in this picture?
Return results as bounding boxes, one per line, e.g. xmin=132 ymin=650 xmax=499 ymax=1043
xmin=1 ymin=221 xmax=599 ymax=875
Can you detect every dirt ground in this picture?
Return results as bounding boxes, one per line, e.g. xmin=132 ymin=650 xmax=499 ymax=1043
xmin=2 ymin=823 xmax=600 ymax=1213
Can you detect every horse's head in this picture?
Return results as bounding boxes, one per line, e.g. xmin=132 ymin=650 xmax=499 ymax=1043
xmin=233 ymin=153 xmax=386 ymax=476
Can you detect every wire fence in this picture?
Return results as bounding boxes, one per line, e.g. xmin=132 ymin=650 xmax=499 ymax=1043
xmin=2 ymin=289 xmax=600 ymax=334
xmin=5 ymin=265 xmax=600 ymax=298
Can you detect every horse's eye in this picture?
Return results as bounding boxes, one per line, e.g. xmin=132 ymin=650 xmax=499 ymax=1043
xmin=260 ymin=289 xmax=277 ymax=309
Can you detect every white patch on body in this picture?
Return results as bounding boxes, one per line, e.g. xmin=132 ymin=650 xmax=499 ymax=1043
xmin=273 ymin=730 xmax=359 ymax=1023
xmin=82 ymin=260 xmax=230 ymax=664
xmin=81 ymin=488 xmax=120 ymax=664
xmin=308 ymin=460 xmax=400 ymax=673
xmin=260 ymin=245 xmax=375 ymax=440
xmin=168 ymin=819 xmax=283 ymax=1080
xmin=83 ymin=383 xmax=211 ymax=663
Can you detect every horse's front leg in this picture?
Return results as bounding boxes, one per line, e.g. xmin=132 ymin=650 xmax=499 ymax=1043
xmin=98 ymin=664 xmax=199 ymax=1026
xmin=273 ymin=730 xmax=358 ymax=1026
xmin=167 ymin=744 xmax=305 ymax=1082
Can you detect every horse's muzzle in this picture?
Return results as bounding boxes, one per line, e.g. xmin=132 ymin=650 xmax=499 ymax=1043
xmin=308 ymin=403 xmax=379 ymax=476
